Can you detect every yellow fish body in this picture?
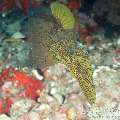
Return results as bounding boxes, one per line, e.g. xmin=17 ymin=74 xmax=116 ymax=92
xmin=49 ymin=43 xmax=96 ymax=104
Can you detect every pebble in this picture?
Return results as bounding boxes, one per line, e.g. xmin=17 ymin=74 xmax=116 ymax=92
xmin=17 ymin=112 xmax=40 ymax=120
xmin=54 ymin=93 xmax=64 ymax=104
xmin=43 ymin=68 xmax=50 ymax=79
xmin=117 ymin=38 xmax=120 ymax=45
xmin=54 ymin=112 xmax=68 ymax=120
xmin=32 ymin=69 xmax=44 ymax=80
xmin=10 ymin=99 xmax=35 ymax=119
xmin=0 ymin=34 xmax=6 ymax=41
xmin=38 ymin=104 xmax=51 ymax=111
xmin=43 ymin=118 xmax=51 ymax=120
xmin=88 ymin=45 xmax=96 ymax=50
xmin=0 ymin=114 xmax=12 ymax=120
xmin=50 ymin=81 xmax=56 ymax=87
xmin=6 ymin=21 xmax=21 ymax=34
xmin=66 ymin=107 xmax=77 ymax=120
xmin=50 ymin=87 xmax=57 ymax=95
xmin=11 ymin=32 xmax=25 ymax=39
xmin=48 ymin=64 xmax=65 ymax=77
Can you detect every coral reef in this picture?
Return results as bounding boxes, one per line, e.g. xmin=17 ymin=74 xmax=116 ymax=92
xmin=0 ymin=64 xmax=90 ymax=120
xmin=88 ymin=66 xmax=120 ymax=120
xmin=0 ymin=63 xmax=119 ymax=120
xmin=0 ymin=38 xmax=31 ymax=67
xmin=0 ymin=1 xmax=120 ymax=120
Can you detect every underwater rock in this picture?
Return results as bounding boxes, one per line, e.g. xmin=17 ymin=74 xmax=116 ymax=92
xmin=48 ymin=63 xmax=66 ymax=78
xmin=87 ymin=33 xmax=120 ymax=68
xmin=66 ymin=107 xmax=77 ymax=120
xmin=0 ymin=61 xmax=118 ymax=120
xmin=6 ymin=21 xmax=21 ymax=35
xmin=33 ymin=64 xmax=90 ymax=119
xmin=0 ymin=33 xmax=6 ymax=42
xmin=0 ymin=38 xmax=31 ymax=67
xmin=32 ymin=69 xmax=44 ymax=80
xmin=17 ymin=112 xmax=40 ymax=120
xmin=93 ymin=66 xmax=120 ymax=86
xmin=87 ymin=66 xmax=120 ymax=120
xmin=117 ymin=37 xmax=120 ymax=47
xmin=11 ymin=32 xmax=25 ymax=39
xmin=0 ymin=114 xmax=12 ymax=120
xmin=54 ymin=112 xmax=68 ymax=120
xmin=53 ymin=93 xmax=64 ymax=105
xmin=10 ymin=99 xmax=35 ymax=119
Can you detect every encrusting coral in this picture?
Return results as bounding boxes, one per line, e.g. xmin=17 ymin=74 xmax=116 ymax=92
xmin=25 ymin=2 xmax=96 ymax=105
